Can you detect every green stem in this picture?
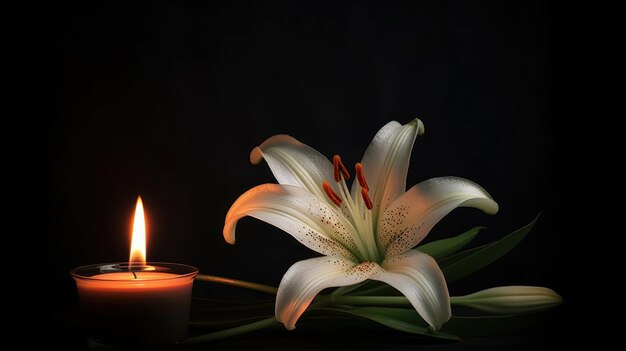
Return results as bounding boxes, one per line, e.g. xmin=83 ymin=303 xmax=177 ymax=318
xmin=329 ymin=295 xmax=470 ymax=306
xmin=195 ymin=274 xmax=278 ymax=294
xmin=184 ymin=317 xmax=279 ymax=344
xmin=351 ymin=284 xmax=393 ymax=296
xmin=331 ymin=295 xmax=410 ymax=306
xmin=449 ymin=296 xmax=468 ymax=304
xmin=190 ymin=272 xmax=474 ymax=344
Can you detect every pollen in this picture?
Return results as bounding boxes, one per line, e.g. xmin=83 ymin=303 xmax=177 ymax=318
xmin=355 ymin=163 xmax=369 ymax=191
xmin=323 ymin=181 xmax=343 ymax=206
xmin=361 ymin=188 xmax=373 ymax=210
xmin=333 ymin=155 xmax=350 ymax=182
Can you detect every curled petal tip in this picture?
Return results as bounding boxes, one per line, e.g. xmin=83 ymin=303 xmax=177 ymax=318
xmin=481 ymin=199 xmax=499 ymax=215
xmin=413 ymin=118 xmax=425 ymax=136
xmin=251 ymin=134 xmax=304 ymax=165
xmin=222 ymin=220 xmax=237 ymax=245
xmin=492 ymin=202 xmax=499 ymax=214
xmin=250 ymin=146 xmax=263 ymax=165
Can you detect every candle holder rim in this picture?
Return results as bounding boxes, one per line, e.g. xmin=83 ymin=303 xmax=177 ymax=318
xmin=70 ymin=262 xmax=198 ymax=281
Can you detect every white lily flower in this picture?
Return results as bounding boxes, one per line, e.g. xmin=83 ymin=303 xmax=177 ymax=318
xmin=224 ymin=119 xmax=499 ymax=331
xmin=451 ymin=286 xmax=563 ymax=314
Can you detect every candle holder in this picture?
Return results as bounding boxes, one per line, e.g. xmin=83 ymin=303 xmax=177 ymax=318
xmin=71 ymin=262 xmax=198 ymax=346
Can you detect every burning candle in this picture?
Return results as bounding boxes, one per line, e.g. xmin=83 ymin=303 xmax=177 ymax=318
xmin=71 ymin=196 xmax=198 ymax=346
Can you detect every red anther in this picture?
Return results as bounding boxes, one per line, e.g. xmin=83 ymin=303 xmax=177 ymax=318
xmin=333 ymin=155 xmax=341 ymax=182
xmin=355 ymin=163 xmax=369 ymax=191
xmin=333 ymin=155 xmax=350 ymax=182
xmin=323 ymin=181 xmax=343 ymax=206
xmin=361 ymin=188 xmax=373 ymax=210
xmin=339 ymin=162 xmax=350 ymax=180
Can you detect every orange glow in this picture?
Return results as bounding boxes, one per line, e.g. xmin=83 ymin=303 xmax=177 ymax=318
xmin=129 ymin=196 xmax=147 ymax=266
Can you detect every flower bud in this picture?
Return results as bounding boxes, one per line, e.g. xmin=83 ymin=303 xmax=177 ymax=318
xmin=451 ymin=286 xmax=563 ymax=314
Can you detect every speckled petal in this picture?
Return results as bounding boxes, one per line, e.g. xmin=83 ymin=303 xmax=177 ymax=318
xmin=276 ymin=257 xmax=382 ymax=330
xmin=224 ymin=184 xmax=360 ymax=260
xmin=378 ymin=177 xmax=498 ymax=257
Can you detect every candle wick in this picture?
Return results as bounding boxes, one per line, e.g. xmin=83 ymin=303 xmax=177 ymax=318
xmin=132 ymin=271 xmax=137 ymax=279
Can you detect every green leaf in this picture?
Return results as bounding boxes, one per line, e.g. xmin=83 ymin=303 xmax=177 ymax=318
xmin=444 ymin=312 xmax=556 ymax=336
xmin=310 ymin=307 xmax=461 ymax=341
xmin=418 ymin=227 xmax=485 ymax=260
xmin=442 ymin=215 xmax=540 ymax=283
xmin=438 ymin=243 xmax=491 ymax=268
xmin=346 ymin=281 xmax=402 ymax=296
xmin=331 ymin=281 xmax=369 ymax=296
xmin=332 ymin=281 xmax=401 ymax=296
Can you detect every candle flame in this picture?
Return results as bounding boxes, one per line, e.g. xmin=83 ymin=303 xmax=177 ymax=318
xmin=129 ymin=196 xmax=147 ymax=266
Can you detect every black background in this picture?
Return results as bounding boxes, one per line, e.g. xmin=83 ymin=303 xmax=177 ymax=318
xmin=47 ymin=1 xmax=564 ymax=349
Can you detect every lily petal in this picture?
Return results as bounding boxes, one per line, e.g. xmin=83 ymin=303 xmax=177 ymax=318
xmin=250 ymin=135 xmax=335 ymax=201
xmin=276 ymin=257 xmax=381 ymax=330
xmin=224 ymin=183 xmax=360 ymax=260
xmin=371 ymin=250 xmax=450 ymax=330
xmin=379 ymin=176 xmax=499 ymax=257
xmin=354 ymin=119 xmax=424 ymax=220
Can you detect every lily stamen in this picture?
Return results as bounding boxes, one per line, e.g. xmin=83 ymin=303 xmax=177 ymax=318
xmin=333 ymin=155 xmax=350 ymax=182
xmin=322 ymin=181 xmax=343 ymax=206
xmin=355 ymin=163 xmax=369 ymax=191
xmin=361 ymin=188 xmax=373 ymax=210
xmin=226 ymin=118 xmax=501 ymax=332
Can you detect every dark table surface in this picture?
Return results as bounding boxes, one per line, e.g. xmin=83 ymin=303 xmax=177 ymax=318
xmin=52 ymin=300 xmax=565 ymax=350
